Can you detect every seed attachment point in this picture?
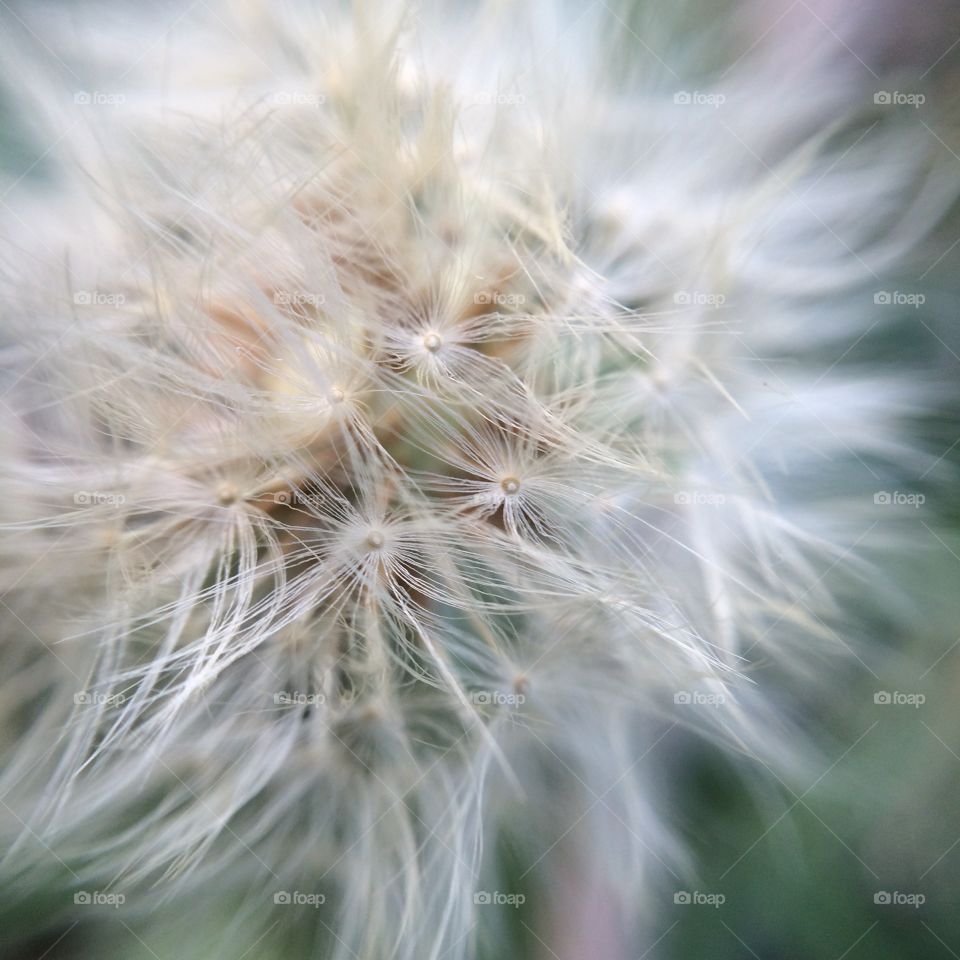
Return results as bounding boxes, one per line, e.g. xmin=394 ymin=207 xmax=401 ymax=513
xmin=500 ymin=476 xmax=520 ymax=496
xmin=216 ymin=482 xmax=240 ymax=506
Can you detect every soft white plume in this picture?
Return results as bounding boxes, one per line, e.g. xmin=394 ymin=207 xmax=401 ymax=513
xmin=0 ymin=1 xmax=952 ymax=957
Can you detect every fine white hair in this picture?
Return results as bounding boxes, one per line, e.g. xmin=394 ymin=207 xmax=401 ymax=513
xmin=0 ymin=1 xmax=952 ymax=957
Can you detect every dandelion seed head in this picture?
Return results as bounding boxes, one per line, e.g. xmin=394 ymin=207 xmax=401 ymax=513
xmin=0 ymin=1 xmax=951 ymax=957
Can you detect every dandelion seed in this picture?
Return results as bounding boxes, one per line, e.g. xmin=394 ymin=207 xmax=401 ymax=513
xmin=500 ymin=476 xmax=521 ymax=496
xmin=215 ymin=482 xmax=240 ymax=506
xmin=0 ymin=1 xmax=951 ymax=958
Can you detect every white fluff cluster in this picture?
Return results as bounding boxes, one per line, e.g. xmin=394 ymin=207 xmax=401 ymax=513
xmin=0 ymin=1 xmax=950 ymax=956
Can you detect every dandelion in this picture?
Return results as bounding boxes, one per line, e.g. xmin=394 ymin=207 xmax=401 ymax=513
xmin=0 ymin=1 xmax=952 ymax=957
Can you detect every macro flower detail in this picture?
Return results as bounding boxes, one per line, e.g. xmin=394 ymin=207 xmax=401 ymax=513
xmin=0 ymin=1 xmax=956 ymax=958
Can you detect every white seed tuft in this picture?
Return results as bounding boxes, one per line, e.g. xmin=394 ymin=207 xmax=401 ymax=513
xmin=0 ymin=1 xmax=951 ymax=958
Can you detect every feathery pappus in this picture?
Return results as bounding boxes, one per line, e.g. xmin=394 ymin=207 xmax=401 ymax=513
xmin=0 ymin=1 xmax=954 ymax=957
